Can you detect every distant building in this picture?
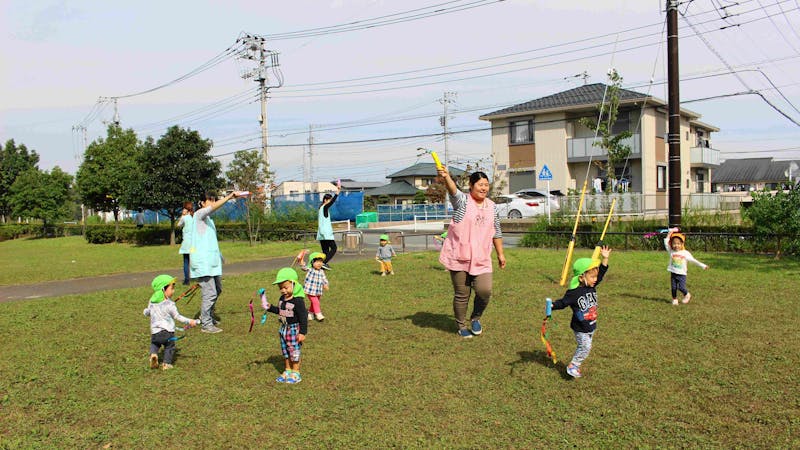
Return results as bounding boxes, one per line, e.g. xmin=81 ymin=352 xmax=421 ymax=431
xmin=273 ymin=181 xmax=336 ymax=196
xmin=711 ymin=158 xmax=799 ymax=192
xmin=364 ymin=163 xmax=466 ymax=205
xmin=332 ymin=179 xmax=384 ymax=192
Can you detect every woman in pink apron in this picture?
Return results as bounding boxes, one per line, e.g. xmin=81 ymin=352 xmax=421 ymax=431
xmin=437 ymin=167 xmax=506 ymax=338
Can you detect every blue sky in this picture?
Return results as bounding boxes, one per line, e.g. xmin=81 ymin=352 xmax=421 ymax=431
xmin=2 ymin=0 xmax=799 ymax=183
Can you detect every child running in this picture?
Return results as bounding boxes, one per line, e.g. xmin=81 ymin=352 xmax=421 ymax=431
xmin=143 ymin=275 xmax=197 ymax=370
xmin=375 ymin=234 xmax=397 ymax=276
xmin=664 ymin=228 xmax=709 ymax=305
xmin=300 ymin=252 xmax=330 ymax=321
xmin=262 ymin=268 xmax=309 ymax=384
xmin=550 ymin=246 xmax=611 ymax=378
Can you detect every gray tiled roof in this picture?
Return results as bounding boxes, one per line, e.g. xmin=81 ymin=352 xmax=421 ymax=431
xmin=363 ymin=180 xmax=420 ymax=196
xmin=386 ymin=162 xmax=465 ymax=178
xmin=713 ymin=158 xmax=799 ymax=183
xmin=479 ymin=83 xmax=653 ymax=119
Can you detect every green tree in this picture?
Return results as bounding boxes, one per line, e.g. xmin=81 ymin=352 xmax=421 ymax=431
xmin=743 ymin=184 xmax=800 ymax=256
xmin=8 ymin=167 xmax=73 ymax=232
xmin=0 ymin=139 xmax=40 ymax=222
xmin=75 ymin=125 xmax=140 ymax=233
xmin=125 ymin=126 xmax=223 ymax=245
xmin=225 ymin=149 xmax=270 ymax=245
xmin=578 ymin=69 xmax=632 ymax=193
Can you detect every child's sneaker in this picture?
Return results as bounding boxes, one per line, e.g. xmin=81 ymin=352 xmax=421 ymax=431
xmin=285 ymin=372 xmax=302 ymax=384
xmin=149 ymin=353 xmax=159 ymax=369
xmin=390 ymin=271 xmax=395 ymax=275
xmin=315 ymin=313 xmax=325 ymax=322
xmin=308 ymin=312 xmax=314 ymax=321
xmin=566 ymin=364 xmax=582 ymax=378
xmin=381 ymin=272 xmax=386 ymax=276
xmin=276 ymin=370 xmax=291 ymax=383
xmin=682 ymin=293 xmax=692 ymax=304
xmin=161 ymin=363 xmax=174 ymax=371
xmin=672 ymin=299 xmax=679 ymax=306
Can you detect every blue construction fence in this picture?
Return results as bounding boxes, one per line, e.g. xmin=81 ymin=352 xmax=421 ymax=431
xmin=377 ymin=203 xmax=447 ymax=222
xmin=272 ymin=191 xmax=364 ymax=222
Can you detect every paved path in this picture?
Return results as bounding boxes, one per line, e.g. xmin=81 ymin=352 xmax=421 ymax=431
xmin=0 ymin=252 xmax=373 ymax=303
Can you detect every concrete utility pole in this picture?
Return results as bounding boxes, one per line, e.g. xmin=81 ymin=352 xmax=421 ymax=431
xmin=306 ymin=124 xmax=315 ymax=193
xmin=439 ymin=91 xmax=457 ymax=170
xmin=667 ymin=0 xmax=682 ymax=227
xmin=237 ymin=34 xmax=284 ymax=205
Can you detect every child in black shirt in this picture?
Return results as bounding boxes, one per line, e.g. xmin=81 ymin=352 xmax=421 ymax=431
xmin=551 ymin=246 xmax=611 ymax=378
xmin=262 ymin=267 xmax=309 ymax=384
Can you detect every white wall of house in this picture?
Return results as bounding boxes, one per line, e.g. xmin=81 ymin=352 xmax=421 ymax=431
xmin=536 ymin=112 xmax=569 ymax=193
xmin=491 ymin=119 xmax=511 ymax=194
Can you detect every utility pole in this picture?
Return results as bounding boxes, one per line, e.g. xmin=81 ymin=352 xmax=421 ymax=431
xmin=306 ymin=124 xmax=315 ymax=193
xmin=667 ymin=0 xmax=682 ymax=227
xmin=439 ymin=91 xmax=457 ymax=171
xmin=237 ymin=34 xmax=284 ymax=206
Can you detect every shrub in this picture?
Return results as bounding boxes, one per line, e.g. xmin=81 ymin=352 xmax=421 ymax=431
xmin=84 ymin=226 xmax=116 ymax=244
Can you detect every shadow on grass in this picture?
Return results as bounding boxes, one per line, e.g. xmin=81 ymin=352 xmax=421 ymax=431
xmin=246 ymin=355 xmax=285 ymax=374
xmin=619 ymin=292 xmax=671 ymax=304
xmin=508 ymin=350 xmax=571 ymax=380
xmin=398 ymin=311 xmax=453 ymax=334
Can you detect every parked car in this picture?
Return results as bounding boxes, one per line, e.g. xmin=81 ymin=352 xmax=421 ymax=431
xmin=493 ymin=194 xmax=547 ymax=219
xmin=512 ymin=188 xmax=562 ymax=211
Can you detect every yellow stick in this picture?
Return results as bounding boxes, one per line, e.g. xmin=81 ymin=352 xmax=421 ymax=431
xmin=559 ymin=180 xmax=588 ymax=286
xmin=591 ymin=198 xmax=616 ymax=260
xmin=431 ymin=151 xmax=443 ymax=170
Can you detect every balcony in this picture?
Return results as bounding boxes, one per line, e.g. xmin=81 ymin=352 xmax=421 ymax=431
xmin=690 ymin=146 xmax=720 ymax=167
xmin=567 ymin=133 xmax=641 ymax=162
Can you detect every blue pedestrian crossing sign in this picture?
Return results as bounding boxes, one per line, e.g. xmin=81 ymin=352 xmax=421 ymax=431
xmin=538 ymin=164 xmax=553 ymax=181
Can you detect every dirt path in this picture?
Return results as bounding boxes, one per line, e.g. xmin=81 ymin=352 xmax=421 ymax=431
xmin=0 ymin=252 xmax=371 ymax=302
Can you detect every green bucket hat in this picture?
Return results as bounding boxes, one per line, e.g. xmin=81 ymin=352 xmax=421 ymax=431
xmin=150 ymin=274 xmax=176 ymax=303
xmin=308 ymin=252 xmax=326 ymax=262
xmin=569 ymin=258 xmax=601 ymax=289
xmin=272 ymin=267 xmax=305 ymax=298
xmin=380 ymin=234 xmax=389 ymax=241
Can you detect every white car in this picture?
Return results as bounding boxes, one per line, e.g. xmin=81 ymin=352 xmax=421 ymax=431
xmin=493 ymin=194 xmax=546 ymax=219
xmin=512 ymin=188 xmax=562 ymax=211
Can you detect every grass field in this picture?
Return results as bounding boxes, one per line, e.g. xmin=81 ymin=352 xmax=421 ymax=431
xmin=0 ymin=236 xmax=303 ymax=285
xmin=1 ymin=247 xmax=798 ymax=448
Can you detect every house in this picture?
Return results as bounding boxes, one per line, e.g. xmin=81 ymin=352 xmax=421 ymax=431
xmin=333 ymin=179 xmax=384 ymax=192
xmin=364 ymin=162 xmax=466 ymax=205
xmin=479 ymin=83 xmax=720 ymax=212
xmin=711 ymin=158 xmax=799 ymax=192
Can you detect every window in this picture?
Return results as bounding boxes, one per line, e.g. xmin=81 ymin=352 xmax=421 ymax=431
xmin=657 ymin=166 xmax=666 ymax=191
xmin=611 ymin=111 xmax=630 ymax=135
xmin=510 ymin=120 xmax=534 ymax=144
xmin=696 ymin=169 xmax=706 ymax=193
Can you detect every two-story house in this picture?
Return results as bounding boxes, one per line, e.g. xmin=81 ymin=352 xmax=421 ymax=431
xmin=365 ymin=162 xmax=465 ymax=205
xmin=479 ymin=83 xmax=720 ymax=212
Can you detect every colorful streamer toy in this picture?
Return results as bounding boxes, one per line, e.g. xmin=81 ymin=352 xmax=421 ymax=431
xmin=173 ymin=283 xmax=200 ymax=304
xmin=248 ymin=288 xmax=270 ymax=332
xmin=540 ymin=298 xmax=557 ymax=364
xmin=431 ymin=151 xmax=443 ymax=170
xmin=169 ymin=321 xmax=197 ymax=342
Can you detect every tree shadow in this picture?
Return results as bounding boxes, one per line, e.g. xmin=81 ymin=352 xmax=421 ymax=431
xmin=619 ymin=292 xmax=671 ymax=304
xmin=246 ymin=355 xmax=285 ymax=374
xmin=507 ymin=350 xmax=571 ymax=380
xmin=395 ymin=311 xmax=454 ymax=334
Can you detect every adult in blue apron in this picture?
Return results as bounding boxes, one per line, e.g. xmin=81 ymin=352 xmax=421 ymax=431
xmin=316 ymin=186 xmax=340 ymax=269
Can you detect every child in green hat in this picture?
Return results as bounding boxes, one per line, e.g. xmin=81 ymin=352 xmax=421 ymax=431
xmin=299 ymin=252 xmax=330 ymax=321
xmin=262 ymin=267 xmax=309 ymax=384
xmin=375 ymin=234 xmax=397 ymax=276
xmin=143 ymin=275 xmax=197 ymax=370
xmin=550 ymin=246 xmax=611 ymax=378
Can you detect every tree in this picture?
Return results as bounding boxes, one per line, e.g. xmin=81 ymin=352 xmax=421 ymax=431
xmin=743 ymin=183 xmax=800 ymax=257
xmin=125 ymin=126 xmax=223 ymax=245
xmin=8 ymin=167 xmax=73 ymax=231
xmin=0 ymin=139 xmax=40 ymax=222
xmin=75 ymin=125 xmax=140 ymax=233
xmin=225 ymin=149 xmax=269 ymax=246
xmin=578 ymin=69 xmax=632 ymax=193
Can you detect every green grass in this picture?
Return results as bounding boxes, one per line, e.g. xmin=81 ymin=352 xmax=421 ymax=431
xmin=1 ymin=249 xmax=799 ymax=448
xmin=0 ymin=236 xmax=303 ymax=285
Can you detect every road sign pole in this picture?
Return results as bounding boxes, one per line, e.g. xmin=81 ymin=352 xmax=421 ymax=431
xmin=547 ymin=180 xmax=551 ymax=223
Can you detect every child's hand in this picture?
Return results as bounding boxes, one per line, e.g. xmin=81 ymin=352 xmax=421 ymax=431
xmin=189 ymin=319 xmax=198 ymax=327
xmin=375 ymin=256 xmax=380 ymax=261
xmin=297 ymin=333 xmax=306 ymax=343
xmin=600 ymin=245 xmax=611 ymax=259
xmin=258 ymin=288 xmax=265 ymax=296
xmin=323 ymin=284 xmax=329 ymax=291
xmin=704 ymin=265 xmax=710 ymax=270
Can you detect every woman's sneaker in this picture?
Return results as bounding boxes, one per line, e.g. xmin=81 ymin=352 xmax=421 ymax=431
xmin=457 ymin=329 xmax=472 ymax=339
xmin=566 ymin=364 xmax=582 ymax=378
xmin=470 ymin=319 xmax=483 ymax=335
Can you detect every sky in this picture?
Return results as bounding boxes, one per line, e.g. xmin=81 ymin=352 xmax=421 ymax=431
xmin=2 ymin=0 xmax=799 ymax=184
